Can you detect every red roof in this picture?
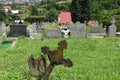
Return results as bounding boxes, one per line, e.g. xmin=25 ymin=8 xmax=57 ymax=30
xmin=59 ymin=12 xmax=72 ymax=24
xmin=88 ymin=20 xmax=97 ymax=24
xmin=3 ymin=6 xmax=11 ymax=9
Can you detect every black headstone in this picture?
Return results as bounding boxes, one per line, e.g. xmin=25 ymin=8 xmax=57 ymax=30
xmin=8 ymin=24 xmax=27 ymax=37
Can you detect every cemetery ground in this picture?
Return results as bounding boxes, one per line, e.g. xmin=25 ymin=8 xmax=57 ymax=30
xmin=0 ymin=37 xmax=120 ymax=80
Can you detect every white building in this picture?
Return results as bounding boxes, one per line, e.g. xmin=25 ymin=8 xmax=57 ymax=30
xmin=11 ymin=10 xmax=19 ymax=14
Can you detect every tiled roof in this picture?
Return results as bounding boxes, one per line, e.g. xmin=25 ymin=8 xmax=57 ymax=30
xmin=3 ymin=6 xmax=11 ymax=9
xmin=88 ymin=20 xmax=97 ymax=24
xmin=59 ymin=12 xmax=72 ymax=24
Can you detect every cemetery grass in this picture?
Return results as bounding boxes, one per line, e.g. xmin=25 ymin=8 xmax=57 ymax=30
xmin=0 ymin=38 xmax=120 ymax=80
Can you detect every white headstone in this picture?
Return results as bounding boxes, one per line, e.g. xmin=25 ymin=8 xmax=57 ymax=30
xmin=1 ymin=22 xmax=6 ymax=33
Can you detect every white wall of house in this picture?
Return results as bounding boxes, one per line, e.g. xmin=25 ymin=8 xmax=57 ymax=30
xmin=11 ymin=10 xmax=19 ymax=14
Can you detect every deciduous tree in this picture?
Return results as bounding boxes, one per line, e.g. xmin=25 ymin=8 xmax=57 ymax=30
xmin=70 ymin=0 xmax=90 ymax=23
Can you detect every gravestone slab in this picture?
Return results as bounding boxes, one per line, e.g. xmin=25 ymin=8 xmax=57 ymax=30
xmin=90 ymin=24 xmax=103 ymax=33
xmin=46 ymin=29 xmax=62 ymax=38
xmin=0 ymin=22 xmax=6 ymax=33
xmin=108 ymin=18 xmax=117 ymax=37
xmin=28 ymin=23 xmax=37 ymax=33
xmin=36 ymin=24 xmax=44 ymax=33
xmin=108 ymin=24 xmax=116 ymax=37
xmin=89 ymin=23 xmax=106 ymax=38
xmin=7 ymin=24 xmax=27 ymax=37
xmin=67 ymin=24 xmax=86 ymax=38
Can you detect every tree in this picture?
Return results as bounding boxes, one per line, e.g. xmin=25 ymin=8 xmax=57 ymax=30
xmin=90 ymin=1 xmax=104 ymax=20
xmin=0 ymin=10 xmax=9 ymax=21
xmin=45 ymin=0 xmax=57 ymax=10
xmin=90 ymin=0 xmax=120 ymax=26
xmin=29 ymin=5 xmax=39 ymax=16
xmin=70 ymin=0 xmax=90 ymax=23
xmin=55 ymin=1 xmax=70 ymax=11
xmin=46 ymin=9 xmax=58 ymax=22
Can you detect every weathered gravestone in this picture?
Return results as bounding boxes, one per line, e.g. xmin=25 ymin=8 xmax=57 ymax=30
xmin=36 ymin=25 xmax=43 ymax=33
xmin=7 ymin=24 xmax=27 ymax=37
xmin=0 ymin=22 xmax=6 ymax=33
xmin=28 ymin=23 xmax=38 ymax=39
xmin=90 ymin=24 xmax=103 ymax=33
xmin=108 ymin=18 xmax=117 ymax=37
xmin=46 ymin=29 xmax=62 ymax=38
xmin=67 ymin=22 xmax=86 ymax=38
xmin=36 ymin=22 xmax=47 ymax=33
xmin=89 ymin=22 xmax=106 ymax=38
xmin=28 ymin=23 xmax=37 ymax=33
xmin=28 ymin=23 xmax=47 ymax=39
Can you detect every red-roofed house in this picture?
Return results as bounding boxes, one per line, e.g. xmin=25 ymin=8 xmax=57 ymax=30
xmin=58 ymin=12 xmax=72 ymax=24
xmin=3 ymin=6 xmax=11 ymax=12
xmin=88 ymin=20 xmax=97 ymax=25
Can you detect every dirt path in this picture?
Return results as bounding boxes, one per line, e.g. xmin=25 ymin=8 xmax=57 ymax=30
xmin=10 ymin=40 xmax=17 ymax=49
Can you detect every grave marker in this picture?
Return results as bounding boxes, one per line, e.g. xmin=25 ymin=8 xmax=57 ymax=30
xmin=46 ymin=29 xmax=62 ymax=38
xmin=108 ymin=18 xmax=117 ymax=37
xmin=67 ymin=23 xmax=86 ymax=38
xmin=7 ymin=24 xmax=27 ymax=37
xmin=89 ymin=22 xmax=106 ymax=38
xmin=0 ymin=22 xmax=6 ymax=33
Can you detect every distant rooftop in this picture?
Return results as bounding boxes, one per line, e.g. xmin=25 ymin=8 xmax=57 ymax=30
xmin=88 ymin=20 xmax=97 ymax=25
xmin=58 ymin=12 xmax=72 ymax=24
xmin=3 ymin=6 xmax=11 ymax=9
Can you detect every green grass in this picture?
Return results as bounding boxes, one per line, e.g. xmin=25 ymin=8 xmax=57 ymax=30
xmin=0 ymin=38 xmax=120 ymax=80
xmin=0 ymin=32 xmax=3 ymax=36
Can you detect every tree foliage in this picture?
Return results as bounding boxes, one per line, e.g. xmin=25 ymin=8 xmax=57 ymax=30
xmin=45 ymin=9 xmax=58 ymax=22
xmin=29 ymin=5 xmax=39 ymax=16
xmin=70 ymin=0 xmax=120 ymax=23
xmin=90 ymin=0 xmax=120 ymax=27
xmin=0 ymin=10 xmax=9 ymax=21
xmin=44 ymin=0 xmax=70 ymax=22
xmin=70 ymin=0 xmax=90 ymax=23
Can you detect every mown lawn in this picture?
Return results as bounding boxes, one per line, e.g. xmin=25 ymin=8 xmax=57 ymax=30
xmin=0 ymin=37 xmax=120 ymax=80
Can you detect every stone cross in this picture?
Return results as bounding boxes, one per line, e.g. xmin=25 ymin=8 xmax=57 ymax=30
xmin=108 ymin=18 xmax=117 ymax=37
xmin=110 ymin=18 xmax=116 ymax=25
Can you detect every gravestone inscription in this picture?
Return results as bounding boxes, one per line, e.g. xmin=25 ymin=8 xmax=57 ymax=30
xmin=7 ymin=24 xmax=27 ymax=37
